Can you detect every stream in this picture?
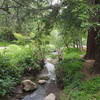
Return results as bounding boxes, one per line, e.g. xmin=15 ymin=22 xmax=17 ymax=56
xmin=22 ymin=58 xmax=58 ymax=100
xmin=0 ymin=58 xmax=58 ymax=100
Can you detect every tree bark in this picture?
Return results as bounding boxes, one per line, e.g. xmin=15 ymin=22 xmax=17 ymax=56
xmin=85 ymin=0 xmax=100 ymax=60
xmin=84 ymin=27 xmax=97 ymax=59
xmin=93 ymin=0 xmax=100 ymax=73
xmin=93 ymin=27 xmax=100 ymax=73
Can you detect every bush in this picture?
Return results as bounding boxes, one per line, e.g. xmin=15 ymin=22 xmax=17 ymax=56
xmin=80 ymin=77 xmax=100 ymax=94
xmin=13 ymin=33 xmax=31 ymax=45
xmin=57 ymin=49 xmax=100 ymax=100
xmin=60 ymin=77 xmax=100 ymax=100
xmin=0 ymin=41 xmax=11 ymax=46
xmin=0 ymin=27 xmax=15 ymax=41
xmin=0 ymin=44 xmax=42 ymax=96
xmin=0 ymin=76 xmax=16 ymax=96
xmin=63 ymin=48 xmax=85 ymax=59
xmin=56 ymin=58 xmax=84 ymax=89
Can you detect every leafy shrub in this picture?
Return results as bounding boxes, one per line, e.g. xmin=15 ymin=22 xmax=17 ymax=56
xmin=0 ymin=76 xmax=16 ymax=96
xmin=80 ymin=77 xmax=100 ymax=94
xmin=0 ymin=53 xmax=19 ymax=96
xmin=63 ymin=48 xmax=85 ymax=59
xmin=0 ymin=44 xmax=42 ymax=95
xmin=13 ymin=33 xmax=30 ymax=45
xmin=0 ymin=41 xmax=11 ymax=46
xmin=60 ymin=77 xmax=100 ymax=100
xmin=57 ymin=50 xmax=100 ymax=100
xmin=0 ymin=27 xmax=15 ymax=41
xmin=56 ymin=58 xmax=84 ymax=89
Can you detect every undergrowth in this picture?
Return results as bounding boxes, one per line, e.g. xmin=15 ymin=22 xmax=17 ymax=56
xmin=0 ymin=41 xmax=12 ymax=46
xmin=56 ymin=48 xmax=100 ymax=100
xmin=0 ymin=44 xmax=42 ymax=96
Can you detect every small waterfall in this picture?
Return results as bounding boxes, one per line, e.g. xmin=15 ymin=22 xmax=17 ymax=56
xmin=22 ymin=59 xmax=57 ymax=100
xmin=45 ymin=61 xmax=56 ymax=81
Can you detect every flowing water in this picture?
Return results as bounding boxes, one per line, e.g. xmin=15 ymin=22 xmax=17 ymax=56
xmin=0 ymin=58 xmax=58 ymax=100
xmin=22 ymin=58 xmax=58 ymax=100
xmin=44 ymin=61 xmax=56 ymax=81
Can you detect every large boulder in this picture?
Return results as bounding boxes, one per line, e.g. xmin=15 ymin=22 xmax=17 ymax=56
xmin=44 ymin=93 xmax=56 ymax=100
xmin=21 ymin=80 xmax=37 ymax=92
xmin=38 ymin=80 xmax=46 ymax=85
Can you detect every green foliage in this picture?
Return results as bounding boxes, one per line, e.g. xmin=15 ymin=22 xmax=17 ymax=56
xmin=0 ymin=0 xmax=99 ymax=98
xmin=0 ymin=27 xmax=15 ymax=41
xmin=0 ymin=44 xmax=41 ymax=96
xmin=0 ymin=41 xmax=11 ymax=46
xmin=0 ymin=76 xmax=16 ymax=96
xmin=14 ymin=33 xmax=31 ymax=45
xmin=57 ymin=49 xmax=100 ymax=100
xmin=80 ymin=77 xmax=100 ymax=94
xmin=60 ymin=77 xmax=100 ymax=100
xmin=63 ymin=48 xmax=85 ymax=59
xmin=56 ymin=54 xmax=84 ymax=89
xmin=49 ymin=30 xmax=64 ymax=48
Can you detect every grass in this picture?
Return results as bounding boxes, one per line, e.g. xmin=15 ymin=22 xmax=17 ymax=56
xmin=0 ymin=41 xmax=12 ymax=47
xmin=56 ymin=58 xmax=84 ymax=89
xmin=63 ymin=48 xmax=85 ymax=59
xmin=60 ymin=77 xmax=100 ymax=100
xmin=56 ymin=48 xmax=100 ymax=100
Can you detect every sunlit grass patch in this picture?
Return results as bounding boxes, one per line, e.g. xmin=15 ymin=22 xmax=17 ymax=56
xmin=0 ymin=41 xmax=11 ymax=47
xmin=63 ymin=48 xmax=85 ymax=59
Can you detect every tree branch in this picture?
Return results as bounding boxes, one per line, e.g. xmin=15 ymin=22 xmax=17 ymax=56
xmin=0 ymin=6 xmax=20 ymax=9
xmin=12 ymin=0 xmax=25 ymax=7
xmin=1 ymin=0 xmax=5 ymax=7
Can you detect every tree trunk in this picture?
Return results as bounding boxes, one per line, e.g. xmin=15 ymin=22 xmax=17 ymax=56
xmin=93 ymin=27 xmax=100 ymax=73
xmin=85 ymin=0 xmax=100 ymax=60
xmin=84 ymin=27 xmax=97 ymax=59
xmin=94 ymin=48 xmax=100 ymax=73
xmin=93 ymin=0 xmax=100 ymax=73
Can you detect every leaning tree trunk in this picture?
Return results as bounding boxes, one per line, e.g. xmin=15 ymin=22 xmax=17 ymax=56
xmin=84 ymin=27 xmax=97 ymax=59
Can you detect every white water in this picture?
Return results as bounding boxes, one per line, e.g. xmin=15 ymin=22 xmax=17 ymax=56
xmin=45 ymin=61 xmax=56 ymax=81
xmin=22 ymin=59 xmax=57 ymax=100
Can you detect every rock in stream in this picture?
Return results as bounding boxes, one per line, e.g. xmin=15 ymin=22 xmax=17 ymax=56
xmin=21 ymin=80 xmax=37 ymax=92
xmin=22 ymin=59 xmax=58 ymax=100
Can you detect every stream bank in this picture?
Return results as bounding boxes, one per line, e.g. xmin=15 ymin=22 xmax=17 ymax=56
xmin=22 ymin=58 xmax=59 ymax=100
xmin=0 ymin=58 xmax=59 ymax=100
